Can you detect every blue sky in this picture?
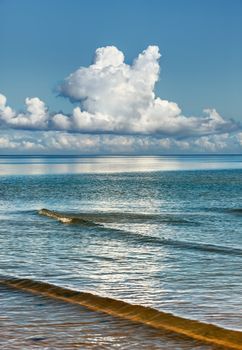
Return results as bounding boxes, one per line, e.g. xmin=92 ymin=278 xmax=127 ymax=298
xmin=0 ymin=0 xmax=241 ymax=154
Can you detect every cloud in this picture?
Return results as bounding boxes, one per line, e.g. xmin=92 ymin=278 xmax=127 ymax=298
xmin=0 ymin=45 xmax=240 ymax=152
xmin=236 ymin=133 xmax=242 ymax=146
xmin=0 ymin=129 xmax=241 ymax=155
xmin=193 ymin=133 xmax=229 ymax=152
xmin=0 ymin=95 xmax=48 ymax=129
xmin=57 ymin=45 xmax=238 ymax=136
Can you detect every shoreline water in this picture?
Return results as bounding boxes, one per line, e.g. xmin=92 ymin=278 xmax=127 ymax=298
xmin=0 ymin=279 xmax=234 ymax=350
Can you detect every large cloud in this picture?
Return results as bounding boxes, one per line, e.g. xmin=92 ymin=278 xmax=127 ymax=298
xmin=57 ymin=45 xmax=238 ymax=136
xmin=0 ymin=45 xmax=239 ymax=140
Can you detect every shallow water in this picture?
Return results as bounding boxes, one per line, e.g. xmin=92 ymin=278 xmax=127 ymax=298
xmin=0 ymin=285 xmax=221 ymax=350
xmin=0 ymin=155 xmax=242 ymax=348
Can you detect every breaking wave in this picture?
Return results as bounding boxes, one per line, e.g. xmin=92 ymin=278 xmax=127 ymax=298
xmin=38 ymin=209 xmax=242 ymax=257
xmin=38 ymin=208 xmax=194 ymax=225
xmin=38 ymin=208 xmax=100 ymax=226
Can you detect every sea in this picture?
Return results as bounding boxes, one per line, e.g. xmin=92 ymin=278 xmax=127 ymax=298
xmin=0 ymin=155 xmax=242 ymax=349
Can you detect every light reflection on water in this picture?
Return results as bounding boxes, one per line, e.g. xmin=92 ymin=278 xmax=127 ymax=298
xmin=0 ymin=155 xmax=242 ymax=175
xmin=0 ymin=156 xmax=242 ymax=348
xmin=0 ymin=285 xmax=218 ymax=350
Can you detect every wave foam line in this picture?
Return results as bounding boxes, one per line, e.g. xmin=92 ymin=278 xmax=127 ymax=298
xmin=38 ymin=208 xmax=192 ymax=225
xmin=0 ymin=276 xmax=241 ymax=349
xmin=38 ymin=208 xmax=100 ymax=226
xmin=38 ymin=208 xmax=242 ymax=256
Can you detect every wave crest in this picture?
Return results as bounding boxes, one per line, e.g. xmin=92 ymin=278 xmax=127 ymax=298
xmin=38 ymin=208 xmax=100 ymax=226
xmin=38 ymin=209 xmax=242 ymax=256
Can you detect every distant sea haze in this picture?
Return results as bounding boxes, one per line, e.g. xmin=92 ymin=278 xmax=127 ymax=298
xmin=1 ymin=154 xmax=242 ymax=176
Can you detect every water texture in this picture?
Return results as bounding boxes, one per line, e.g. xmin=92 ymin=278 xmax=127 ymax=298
xmin=0 ymin=155 xmax=242 ymax=348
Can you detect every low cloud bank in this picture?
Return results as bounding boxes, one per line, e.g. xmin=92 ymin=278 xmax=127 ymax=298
xmin=0 ymin=130 xmax=241 ymax=155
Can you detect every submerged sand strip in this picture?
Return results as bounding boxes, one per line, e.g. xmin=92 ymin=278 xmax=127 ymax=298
xmin=0 ymin=277 xmax=241 ymax=350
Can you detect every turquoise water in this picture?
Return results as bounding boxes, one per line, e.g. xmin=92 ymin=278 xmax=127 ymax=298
xmin=0 ymin=155 xmax=242 ymax=348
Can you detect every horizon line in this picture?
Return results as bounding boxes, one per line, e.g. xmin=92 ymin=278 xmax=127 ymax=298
xmin=0 ymin=153 xmax=242 ymax=157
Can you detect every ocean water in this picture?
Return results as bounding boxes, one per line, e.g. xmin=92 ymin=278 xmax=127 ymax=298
xmin=0 ymin=155 xmax=242 ymax=349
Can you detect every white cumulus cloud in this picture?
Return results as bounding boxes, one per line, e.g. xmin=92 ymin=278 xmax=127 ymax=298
xmin=57 ymin=45 xmax=238 ymax=136
xmin=0 ymin=45 xmax=239 ymax=143
xmin=0 ymin=95 xmax=48 ymax=129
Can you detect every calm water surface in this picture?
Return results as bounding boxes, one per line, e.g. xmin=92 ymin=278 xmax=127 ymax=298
xmin=0 ymin=155 xmax=242 ymax=349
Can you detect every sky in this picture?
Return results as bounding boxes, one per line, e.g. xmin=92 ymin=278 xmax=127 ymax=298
xmin=0 ymin=0 xmax=241 ymax=154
